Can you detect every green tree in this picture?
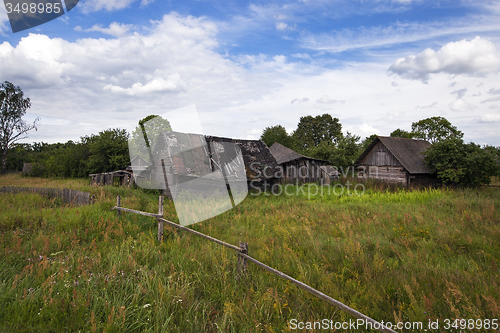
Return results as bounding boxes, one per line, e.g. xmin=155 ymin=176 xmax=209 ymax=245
xmin=84 ymin=129 xmax=130 ymax=174
xmin=390 ymin=128 xmax=415 ymax=139
xmin=360 ymin=134 xmax=378 ymax=151
xmin=260 ymin=125 xmax=296 ymax=148
xmin=129 ymin=115 xmax=172 ymax=162
xmin=293 ymin=114 xmax=342 ymax=152
xmin=0 ymin=81 xmax=39 ymax=174
xmin=411 ymin=116 xmax=463 ymax=144
xmin=309 ymin=132 xmax=362 ymax=169
xmin=424 ymin=138 xmax=499 ymax=186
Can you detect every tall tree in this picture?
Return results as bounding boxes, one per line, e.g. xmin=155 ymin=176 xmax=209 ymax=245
xmin=390 ymin=128 xmax=415 ymax=139
xmin=0 ymin=81 xmax=39 ymax=174
xmin=424 ymin=137 xmax=499 ymax=186
xmin=361 ymin=134 xmax=378 ymax=151
xmin=293 ymin=114 xmax=342 ymax=151
xmin=411 ymin=116 xmax=463 ymax=143
xmin=129 ymin=115 xmax=172 ymax=163
xmin=84 ymin=128 xmax=129 ymax=174
xmin=260 ymin=125 xmax=295 ymax=148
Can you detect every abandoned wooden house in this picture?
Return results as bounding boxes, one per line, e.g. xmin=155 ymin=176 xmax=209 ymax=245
xmin=354 ymin=136 xmax=436 ymax=186
xmin=131 ymin=131 xmax=281 ymax=198
xmin=269 ymin=142 xmax=329 ymax=184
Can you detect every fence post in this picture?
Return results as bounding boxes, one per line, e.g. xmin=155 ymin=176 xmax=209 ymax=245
xmin=238 ymin=242 xmax=248 ymax=277
xmin=157 ymin=196 xmax=164 ymax=242
xmin=116 ymin=195 xmax=121 ymax=217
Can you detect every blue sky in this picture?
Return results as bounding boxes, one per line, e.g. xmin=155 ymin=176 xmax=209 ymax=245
xmin=1 ymin=0 xmax=500 ymax=145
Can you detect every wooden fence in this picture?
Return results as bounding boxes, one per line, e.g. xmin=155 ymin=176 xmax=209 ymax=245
xmin=111 ymin=196 xmax=397 ymax=333
xmin=0 ymin=186 xmax=91 ymax=206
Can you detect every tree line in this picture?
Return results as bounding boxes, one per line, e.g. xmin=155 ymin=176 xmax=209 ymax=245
xmin=4 ymin=128 xmax=130 ymax=177
xmin=260 ymin=115 xmax=500 ymax=187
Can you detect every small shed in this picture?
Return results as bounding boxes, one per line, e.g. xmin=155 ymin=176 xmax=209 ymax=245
xmin=269 ymin=142 xmax=329 ymax=183
xmin=354 ymin=136 xmax=437 ymax=186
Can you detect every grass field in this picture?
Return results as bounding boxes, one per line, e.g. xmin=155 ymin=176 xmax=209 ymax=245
xmin=1 ymin=173 xmax=499 ymax=332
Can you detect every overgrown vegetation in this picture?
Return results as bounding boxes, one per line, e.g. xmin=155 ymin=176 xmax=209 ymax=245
xmin=1 ymin=174 xmax=499 ymax=332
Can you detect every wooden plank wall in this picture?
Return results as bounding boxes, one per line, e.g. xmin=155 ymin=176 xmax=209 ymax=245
xmin=360 ymin=142 xmax=402 ymax=167
xmin=0 ymin=186 xmax=90 ymax=206
xmin=365 ymin=166 xmax=407 ymax=184
xmin=282 ymin=158 xmax=326 ymax=184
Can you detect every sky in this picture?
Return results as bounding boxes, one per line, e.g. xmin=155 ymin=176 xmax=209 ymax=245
xmin=1 ymin=0 xmax=500 ymax=146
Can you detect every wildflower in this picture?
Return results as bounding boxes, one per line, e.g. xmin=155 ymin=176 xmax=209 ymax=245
xmin=143 ymin=304 xmax=151 ymax=308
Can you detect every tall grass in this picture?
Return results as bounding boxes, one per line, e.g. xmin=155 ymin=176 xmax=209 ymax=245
xmin=1 ymin=173 xmax=499 ymax=332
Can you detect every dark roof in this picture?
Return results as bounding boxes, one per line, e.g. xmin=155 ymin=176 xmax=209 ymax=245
xmin=320 ymin=165 xmax=340 ymax=176
xmin=269 ymin=142 xmax=327 ymax=164
xmin=355 ymin=136 xmax=431 ymax=174
xmin=206 ymin=136 xmax=281 ymax=180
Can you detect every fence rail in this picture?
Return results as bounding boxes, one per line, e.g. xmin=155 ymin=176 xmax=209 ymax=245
xmin=0 ymin=186 xmax=91 ymax=206
xmin=111 ymin=196 xmax=397 ymax=333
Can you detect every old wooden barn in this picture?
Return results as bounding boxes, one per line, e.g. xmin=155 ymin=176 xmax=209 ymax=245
xmin=269 ymin=142 xmax=329 ymax=184
xmin=354 ymin=136 xmax=436 ymax=186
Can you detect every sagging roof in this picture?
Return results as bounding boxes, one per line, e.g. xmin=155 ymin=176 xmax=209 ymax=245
xmin=320 ymin=165 xmax=340 ymax=176
xmin=206 ymin=136 xmax=281 ymax=181
xmin=355 ymin=136 xmax=432 ymax=174
xmin=269 ymin=142 xmax=327 ymax=164
xmin=145 ymin=132 xmax=280 ymax=182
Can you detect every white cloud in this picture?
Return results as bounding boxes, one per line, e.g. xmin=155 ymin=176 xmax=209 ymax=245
xmin=0 ymin=13 xmax=277 ymax=141
xmin=488 ymin=87 xmax=500 ymax=95
xmin=300 ymin=16 xmax=500 ymax=54
xmin=345 ymin=123 xmax=379 ymax=138
xmin=481 ymin=96 xmax=500 ymax=104
xmin=451 ymin=88 xmax=467 ymax=99
xmin=104 ymin=75 xmax=185 ymax=95
xmin=316 ymin=95 xmax=337 ymax=104
xmin=477 ymin=113 xmax=500 ymax=122
xmin=276 ymin=22 xmax=288 ymax=31
xmin=80 ymin=22 xmax=135 ymax=37
xmin=275 ymin=22 xmax=296 ymax=32
xmin=291 ymin=98 xmax=309 ymax=104
xmin=0 ymin=4 xmax=9 ymax=35
xmin=389 ymin=37 xmax=500 ymax=82
xmin=415 ymin=101 xmax=437 ymax=109
xmin=449 ymin=98 xmax=475 ymax=112
xmin=80 ymin=0 xmax=137 ymax=12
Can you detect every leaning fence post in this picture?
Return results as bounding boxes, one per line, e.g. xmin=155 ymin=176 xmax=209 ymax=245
xmin=238 ymin=242 xmax=248 ymax=277
xmin=116 ymin=195 xmax=121 ymax=217
xmin=157 ymin=196 xmax=164 ymax=242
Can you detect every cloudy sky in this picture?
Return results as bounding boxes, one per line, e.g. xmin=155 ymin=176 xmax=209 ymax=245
xmin=1 ymin=0 xmax=500 ymax=145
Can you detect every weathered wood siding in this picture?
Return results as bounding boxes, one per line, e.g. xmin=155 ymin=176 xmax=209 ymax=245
xmin=281 ymin=158 xmax=326 ymax=184
xmin=361 ymin=166 xmax=407 ymax=184
xmin=359 ymin=142 xmax=402 ymax=167
xmin=0 ymin=186 xmax=90 ymax=206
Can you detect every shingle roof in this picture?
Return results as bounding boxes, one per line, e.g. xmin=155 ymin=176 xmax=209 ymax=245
xmin=206 ymin=136 xmax=281 ymax=180
xmin=355 ymin=136 xmax=432 ymax=174
xmin=269 ymin=142 xmax=327 ymax=164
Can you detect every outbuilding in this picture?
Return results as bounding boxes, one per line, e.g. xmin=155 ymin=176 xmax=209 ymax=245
xmin=354 ymin=136 xmax=437 ymax=186
xmin=269 ymin=142 xmax=329 ymax=184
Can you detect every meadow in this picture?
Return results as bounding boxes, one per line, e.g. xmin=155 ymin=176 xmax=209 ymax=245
xmin=1 ymin=173 xmax=499 ymax=332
